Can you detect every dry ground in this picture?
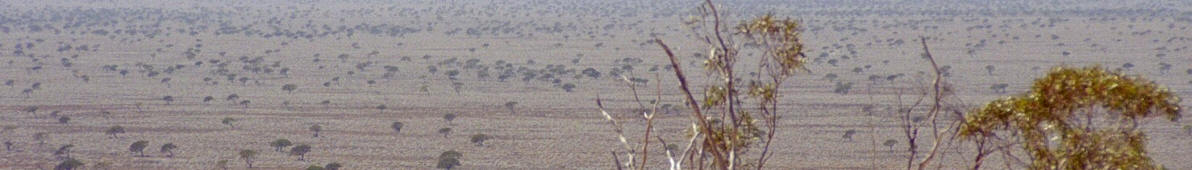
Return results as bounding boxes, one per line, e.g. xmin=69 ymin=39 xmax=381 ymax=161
xmin=1 ymin=0 xmax=1191 ymax=169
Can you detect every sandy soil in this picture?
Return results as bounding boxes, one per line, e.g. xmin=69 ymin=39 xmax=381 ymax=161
xmin=0 ymin=0 xmax=1190 ymax=169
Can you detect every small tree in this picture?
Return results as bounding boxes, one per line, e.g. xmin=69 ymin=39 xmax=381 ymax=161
xmin=291 ymin=144 xmax=311 ymax=161
xmin=561 ymin=83 xmax=576 ymax=92
xmin=437 ymin=150 xmax=462 ymax=170
xmin=503 ymin=102 xmax=517 ymax=115
xmin=883 ymin=139 xmax=898 ymax=150
xmin=215 ymin=160 xmax=229 ymax=170
xmin=239 ymin=150 xmax=257 ymax=168
xmin=271 ymin=139 xmax=292 ymax=152
xmin=55 ymin=158 xmax=84 ymax=170
xmin=443 ymin=113 xmax=456 ymax=124
xmin=221 ymin=117 xmax=236 ymax=128
xmin=160 ymin=143 xmax=177 ymax=157
xmin=470 ymin=134 xmax=490 ymax=146
xmin=451 ymin=82 xmax=464 ymax=94
xmin=162 ymin=95 xmax=174 ymax=105
xmin=391 ymin=122 xmax=404 ymax=133
xmin=4 ymin=141 xmax=13 ymax=151
xmin=325 ymin=162 xmax=343 ymax=170
xmin=58 ymin=116 xmax=70 ymax=124
xmin=959 ymin=66 xmax=1182 ymax=169
xmin=438 ymin=128 xmax=452 ymax=138
xmin=106 ymin=126 xmax=125 ymax=138
xmin=33 ymin=132 xmax=48 ymax=145
xmin=54 ymin=144 xmax=73 ymax=158
xmin=376 ymin=104 xmax=387 ymax=114
xmin=282 ymin=84 xmax=298 ymax=94
xmin=841 ymin=129 xmax=856 ymax=141
xmin=129 ymin=140 xmax=149 ymax=157
xmin=310 ymin=124 xmax=322 ymax=137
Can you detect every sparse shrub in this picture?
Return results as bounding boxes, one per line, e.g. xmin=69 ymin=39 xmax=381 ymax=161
xmin=443 ymin=113 xmax=456 ymax=124
xmin=833 ymin=81 xmax=854 ymax=94
xmin=842 ymin=129 xmax=856 ymax=141
xmin=504 ymin=102 xmax=518 ymax=115
xmin=129 ymin=140 xmax=149 ymax=157
xmin=215 ymin=160 xmax=229 ymax=170
xmin=283 ymin=84 xmax=298 ymax=94
xmin=470 ymin=134 xmax=490 ymax=146
xmin=160 ymin=143 xmax=177 ymax=157
xmin=54 ymin=144 xmax=73 ymax=158
xmin=438 ymin=128 xmax=452 ymax=138
xmin=221 ymin=117 xmax=236 ymax=128
xmin=883 ymin=139 xmax=897 ymax=150
xmin=561 ymin=83 xmax=576 ymax=92
xmin=391 ymin=122 xmax=404 ymax=133
xmin=990 ymin=83 xmax=1009 ymax=93
xmin=271 ymin=139 xmax=292 ymax=152
xmin=437 ymin=150 xmax=462 ymax=170
xmin=310 ymin=124 xmax=323 ymax=137
xmin=291 ymin=144 xmax=311 ymax=160
xmin=106 ymin=126 xmax=125 ymax=138
xmin=239 ymin=150 xmax=257 ymax=168
xmin=58 ymin=116 xmax=70 ymax=124
xmin=33 ymin=132 xmax=48 ymax=145
xmin=325 ymin=162 xmax=343 ymax=170
xmin=162 ymin=96 xmax=174 ymax=105
xmin=55 ymin=158 xmax=84 ymax=170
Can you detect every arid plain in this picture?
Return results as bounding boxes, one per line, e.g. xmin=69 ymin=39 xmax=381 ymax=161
xmin=1 ymin=0 xmax=1191 ymax=169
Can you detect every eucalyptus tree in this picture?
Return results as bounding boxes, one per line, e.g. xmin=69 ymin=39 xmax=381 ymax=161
xmin=959 ymin=66 xmax=1182 ymax=169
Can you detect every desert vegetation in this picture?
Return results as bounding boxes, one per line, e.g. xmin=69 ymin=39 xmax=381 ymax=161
xmin=0 ymin=0 xmax=1190 ymax=169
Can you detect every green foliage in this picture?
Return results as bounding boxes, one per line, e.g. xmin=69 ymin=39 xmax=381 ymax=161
xmin=958 ymin=66 xmax=1182 ymax=169
xmin=305 ymin=165 xmax=325 ymax=170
